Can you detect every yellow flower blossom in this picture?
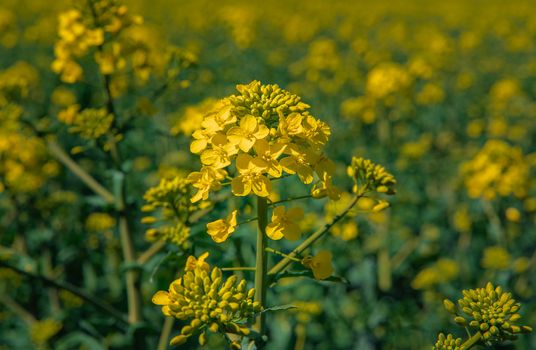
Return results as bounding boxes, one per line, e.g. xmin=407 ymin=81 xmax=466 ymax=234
xmin=302 ymin=250 xmax=333 ymax=280
xmin=266 ymin=206 xmax=304 ymax=240
xmin=206 ymin=210 xmax=238 ymax=243
xmin=280 ymin=144 xmax=316 ymax=184
xmin=231 ymin=154 xmax=271 ymax=197
xmin=200 ymin=133 xmax=238 ymax=169
xmin=253 ymin=139 xmax=286 ymax=177
xmin=227 ymin=115 xmax=269 ymax=152
xmin=188 ymin=166 xmax=227 ymax=203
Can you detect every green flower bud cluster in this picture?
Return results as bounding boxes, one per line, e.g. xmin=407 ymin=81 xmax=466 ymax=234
xmin=454 ymin=282 xmax=532 ymax=341
xmin=439 ymin=282 xmax=532 ymax=348
xmin=152 ymin=254 xmax=262 ymax=347
xmin=142 ymin=177 xmax=210 ymax=246
xmin=228 ymin=80 xmax=310 ymax=123
xmin=348 ymin=156 xmax=396 ymax=194
xmin=432 ymin=333 xmax=463 ymax=350
xmin=68 ymin=108 xmax=113 ymax=139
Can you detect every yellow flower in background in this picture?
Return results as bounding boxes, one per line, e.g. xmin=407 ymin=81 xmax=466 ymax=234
xmin=461 ymin=140 xmax=530 ymax=200
xmin=366 ymin=62 xmax=411 ymax=99
xmin=266 ymin=206 xmax=304 ymax=240
xmin=231 ymin=154 xmax=271 ymax=197
xmin=207 ymin=210 xmax=238 ymax=243
xmin=303 ymin=250 xmax=333 ymax=280
xmin=505 ymin=207 xmax=521 ymax=222
xmin=481 ymin=246 xmax=510 ymax=270
xmin=412 ymin=258 xmax=459 ymax=290
xmin=85 ymin=212 xmax=116 ymax=232
xmin=30 ymin=319 xmax=62 ymax=346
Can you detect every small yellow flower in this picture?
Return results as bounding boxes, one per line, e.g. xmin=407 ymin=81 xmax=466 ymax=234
xmin=200 ymin=133 xmax=238 ymax=169
xmin=227 ymin=115 xmax=269 ymax=152
xmin=253 ymin=139 xmax=286 ymax=177
xmin=231 ymin=154 xmax=271 ymax=197
xmin=207 ymin=210 xmax=238 ymax=243
xmin=185 ymin=252 xmax=210 ymax=271
xmin=302 ymin=250 xmax=333 ymax=280
xmin=188 ymin=166 xmax=227 ymax=203
xmin=266 ymin=206 xmax=304 ymax=240
xmin=280 ymin=144 xmax=316 ymax=184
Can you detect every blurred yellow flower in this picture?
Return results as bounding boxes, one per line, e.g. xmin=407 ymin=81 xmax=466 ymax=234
xmin=481 ymin=246 xmax=510 ymax=270
xmin=266 ymin=206 xmax=304 ymax=240
xmin=303 ymin=250 xmax=333 ymax=280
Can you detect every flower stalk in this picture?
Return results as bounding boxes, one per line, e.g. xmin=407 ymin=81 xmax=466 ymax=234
xmin=254 ymin=195 xmax=268 ymax=347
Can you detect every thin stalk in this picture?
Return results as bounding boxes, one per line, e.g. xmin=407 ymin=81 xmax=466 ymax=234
xmin=269 ymin=194 xmax=312 ymax=206
xmin=268 ymin=191 xmax=364 ymax=277
xmin=461 ymin=331 xmax=482 ymax=349
xmin=157 ymin=317 xmax=174 ymax=350
xmin=265 ymin=247 xmax=301 ymax=262
xmin=0 ymin=294 xmax=36 ymax=325
xmin=119 ymin=213 xmax=142 ymax=324
xmin=47 ymin=139 xmax=115 ymax=204
xmin=221 ymin=267 xmax=256 ymax=271
xmin=137 ymin=240 xmax=166 ymax=265
xmin=253 ymin=196 xmax=268 ymax=347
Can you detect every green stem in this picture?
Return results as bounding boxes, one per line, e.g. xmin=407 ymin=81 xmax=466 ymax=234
xmin=238 ymin=217 xmax=258 ymax=226
xmin=268 ymin=191 xmax=364 ymax=277
xmin=156 ymin=317 xmax=174 ymax=350
xmin=265 ymin=247 xmax=301 ymax=262
xmin=461 ymin=331 xmax=482 ymax=349
xmin=254 ymin=196 xmax=268 ymax=348
xmin=269 ymin=194 xmax=312 ymax=206
xmin=221 ymin=267 xmax=256 ymax=271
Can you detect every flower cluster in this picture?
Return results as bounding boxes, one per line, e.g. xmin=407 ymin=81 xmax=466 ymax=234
xmin=66 ymin=107 xmax=114 ymax=139
xmin=142 ymin=177 xmax=210 ymax=246
xmin=461 ymin=140 xmax=531 ymax=200
xmin=0 ymin=96 xmax=58 ymax=193
xmin=444 ymin=282 xmax=532 ymax=343
xmin=152 ymin=253 xmax=262 ymax=347
xmin=188 ymin=81 xmax=339 ymax=243
xmin=52 ymin=0 xmax=142 ymax=83
xmin=348 ymin=157 xmax=397 ymax=195
xmin=432 ymin=333 xmax=463 ymax=350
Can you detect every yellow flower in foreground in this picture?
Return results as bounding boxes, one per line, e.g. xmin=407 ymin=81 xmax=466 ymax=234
xmin=188 ymin=166 xmax=227 ymax=203
xmin=302 ymin=250 xmax=333 ymax=280
xmin=227 ymin=115 xmax=269 ymax=152
xmin=231 ymin=154 xmax=271 ymax=197
xmin=207 ymin=210 xmax=238 ymax=243
xmin=266 ymin=206 xmax=304 ymax=240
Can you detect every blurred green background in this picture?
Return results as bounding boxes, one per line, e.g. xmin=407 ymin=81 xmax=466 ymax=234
xmin=0 ymin=0 xmax=535 ymax=349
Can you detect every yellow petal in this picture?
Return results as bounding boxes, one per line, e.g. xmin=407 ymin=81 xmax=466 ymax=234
xmin=235 ymin=154 xmax=252 ymax=173
xmin=252 ymin=175 xmax=271 ymax=197
xmin=152 ymin=291 xmax=171 ymax=305
xmin=231 ymin=176 xmax=250 ymax=196
xmin=241 ymin=115 xmax=258 ymax=132
xmin=266 ymin=223 xmax=284 ymax=240
xmin=190 ymin=139 xmax=207 ymax=154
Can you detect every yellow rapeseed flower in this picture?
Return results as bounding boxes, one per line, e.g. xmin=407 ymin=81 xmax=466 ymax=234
xmin=266 ymin=206 xmax=304 ymax=240
xmin=207 ymin=210 xmax=238 ymax=243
